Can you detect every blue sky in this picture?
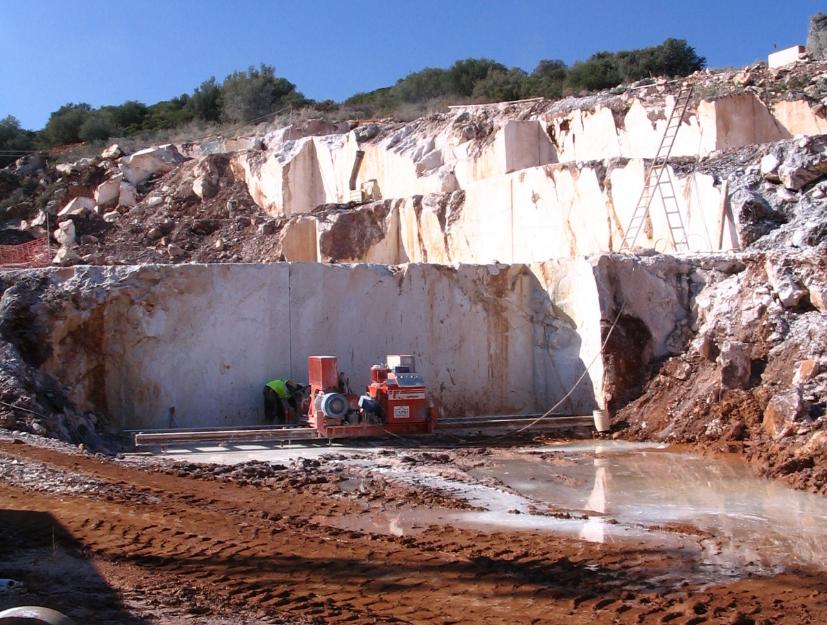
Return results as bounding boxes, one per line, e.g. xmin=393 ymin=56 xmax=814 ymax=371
xmin=1 ymin=0 xmax=822 ymax=130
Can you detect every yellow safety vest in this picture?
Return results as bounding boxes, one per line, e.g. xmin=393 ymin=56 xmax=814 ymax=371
xmin=266 ymin=379 xmax=288 ymax=399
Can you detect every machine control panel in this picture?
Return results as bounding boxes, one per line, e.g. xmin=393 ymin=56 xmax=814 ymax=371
xmin=392 ymin=373 xmax=425 ymax=387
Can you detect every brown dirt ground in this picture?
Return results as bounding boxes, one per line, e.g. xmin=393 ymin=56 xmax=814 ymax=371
xmin=2 ymin=439 xmax=826 ymax=625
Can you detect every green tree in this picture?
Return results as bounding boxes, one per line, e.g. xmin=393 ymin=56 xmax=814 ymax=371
xmin=447 ymin=58 xmax=507 ymax=97
xmin=566 ymin=39 xmax=705 ymax=92
xmin=566 ymin=53 xmax=622 ymax=91
xmin=104 ymin=100 xmax=149 ymax=134
xmin=0 ymin=116 xmax=35 ymax=167
xmin=78 ymin=110 xmax=117 ymax=142
xmin=142 ymin=95 xmax=194 ymax=130
xmin=392 ymin=67 xmax=451 ymax=103
xmin=189 ymin=77 xmax=222 ymax=122
xmin=221 ymin=64 xmax=303 ymax=123
xmin=471 ymin=68 xmax=528 ymax=102
xmin=42 ymin=103 xmax=92 ymax=146
xmin=525 ymin=59 xmax=568 ymax=98
xmin=654 ymin=38 xmax=706 ymax=77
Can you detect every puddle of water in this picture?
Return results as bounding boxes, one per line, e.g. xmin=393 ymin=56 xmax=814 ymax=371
xmin=469 ymin=442 xmax=827 ymax=572
xmin=144 ymin=438 xmax=827 ymax=581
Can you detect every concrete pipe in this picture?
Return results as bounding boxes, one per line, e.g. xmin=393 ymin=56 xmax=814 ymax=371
xmin=0 ymin=607 xmax=76 ymax=625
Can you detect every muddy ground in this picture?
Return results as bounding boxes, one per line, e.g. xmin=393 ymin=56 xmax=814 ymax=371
xmin=1 ymin=432 xmax=826 ymax=625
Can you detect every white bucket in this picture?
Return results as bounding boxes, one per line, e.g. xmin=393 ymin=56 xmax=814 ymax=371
xmin=592 ymin=409 xmax=611 ymax=433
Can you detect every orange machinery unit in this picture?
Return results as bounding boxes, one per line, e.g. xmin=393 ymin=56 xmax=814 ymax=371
xmin=306 ymin=354 xmax=435 ymax=438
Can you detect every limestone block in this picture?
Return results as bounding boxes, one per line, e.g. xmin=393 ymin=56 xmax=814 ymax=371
xmin=793 ymin=359 xmax=820 ymax=385
xmin=500 ymin=120 xmax=556 ymax=173
xmin=712 ymin=93 xmax=788 ymax=150
xmin=279 ymin=217 xmax=319 ymax=261
xmin=119 ymin=182 xmax=138 ymax=208
xmin=101 ymin=144 xmax=124 ymax=160
xmin=763 ymin=388 xmax=808 ymax=438
xmin=232 ymin=134 xmax=357 ymax=216
xmin=95 ymin=175 xmax=122 ymax=209
xmin=120 ymin=144 xmax=185 ymax=185
xmin=778 ymin=145 xmax=827 ymax=190
xmin=52 ymin=247 xmax=81 ymax=266
xmin=58 ymin=197 xmax=95 ymax=218
xmin=36 ymin=262 xmax=614 ymax=428
xmin=317 ymin=202 xmax=398 ymax=263
xmin=717 ymin=340 xmax=751 ymax=389
xmin=772 ymin=100 xmax=827 ymax=136
xmin=760 ymin=154 xmax=780 ymax=176
xmin=55 ymin=220 xmax=76 ymax=248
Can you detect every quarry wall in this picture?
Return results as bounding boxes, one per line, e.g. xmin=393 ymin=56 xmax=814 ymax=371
xmin=29 ymin=258 xmax=693 ymax=430
xmin=215 ymin=92 xmax=824 ymax=264
xmin=279 ymin=159 xmax=736 ymax=265
xmin=224 ymin=94 xmax=824 ymax=233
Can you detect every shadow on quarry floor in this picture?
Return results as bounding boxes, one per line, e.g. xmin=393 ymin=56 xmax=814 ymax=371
xmin=0 ymin=509 xmax=146 ymax=624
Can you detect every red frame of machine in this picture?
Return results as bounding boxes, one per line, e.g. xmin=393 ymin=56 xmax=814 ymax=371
xmin=306 ymin=355 xmax=434 ymax=438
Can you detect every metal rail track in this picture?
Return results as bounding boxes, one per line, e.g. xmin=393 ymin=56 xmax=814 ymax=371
xmin=131 ymin=414 xmax=594 ymax=447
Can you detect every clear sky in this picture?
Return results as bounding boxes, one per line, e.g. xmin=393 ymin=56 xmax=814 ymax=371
xmin=1 ymin=0 xmax=823 ymax=130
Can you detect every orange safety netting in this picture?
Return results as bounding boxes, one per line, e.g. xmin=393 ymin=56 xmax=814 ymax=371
xmin=0 ymin=238 xmax=51 ymax=268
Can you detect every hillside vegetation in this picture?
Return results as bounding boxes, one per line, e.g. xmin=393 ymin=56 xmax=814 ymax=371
xmin=0 ymin=38 xmax=704 ymax=166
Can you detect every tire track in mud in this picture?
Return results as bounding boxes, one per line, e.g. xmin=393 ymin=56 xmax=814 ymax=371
xmin=2 ymin=441 xmax=827 ymax=625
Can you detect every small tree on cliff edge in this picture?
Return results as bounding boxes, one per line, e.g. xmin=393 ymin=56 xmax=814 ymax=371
xmin=221 ymin=64 xmax=305 ymax=124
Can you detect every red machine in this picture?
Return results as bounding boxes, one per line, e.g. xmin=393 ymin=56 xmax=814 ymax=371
xmin=306 ymin=354 xmax=435 ymax=438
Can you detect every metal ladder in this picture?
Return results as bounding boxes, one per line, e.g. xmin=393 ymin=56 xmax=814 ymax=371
xmin=620 ymin=86 xmax=693 ymax=252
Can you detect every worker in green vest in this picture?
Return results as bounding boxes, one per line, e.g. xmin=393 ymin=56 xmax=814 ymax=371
xmin=263 ymin=378 xmax=300 ymax=424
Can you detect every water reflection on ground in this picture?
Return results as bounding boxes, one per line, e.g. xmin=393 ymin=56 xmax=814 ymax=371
xmin=325 ymin=441 xmax=827 ymax=581
xmin=473 ymin=443 xmax=827 ymax=572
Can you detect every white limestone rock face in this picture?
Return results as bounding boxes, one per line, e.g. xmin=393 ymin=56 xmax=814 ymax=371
xmin=272 ymin=155 xmax=733 ymax=266
xmin=33 ymin=261 xmax=653 ymax=429
xmin=120 ymin=144 xmax=186 ymax=185
xmin=26 ymin=253 xmax=703 ymax=429
xmin=231 ymin=134 xmax=358 ymax=216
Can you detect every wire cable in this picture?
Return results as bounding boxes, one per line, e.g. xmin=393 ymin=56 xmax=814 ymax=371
xmin=494 ymin=302 xmax=626 ymax=438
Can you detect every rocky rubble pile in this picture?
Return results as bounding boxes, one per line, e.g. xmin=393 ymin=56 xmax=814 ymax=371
xmin=615 ymin=136 xmax=827 ymax=494
xmin=0 ymin=273 xmax=110 ymax=448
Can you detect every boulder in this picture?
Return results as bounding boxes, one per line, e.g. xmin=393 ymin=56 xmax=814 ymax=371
xmin=12 ymin=153 xmax=45 ymax=176
xmin=765 ymin=259 xmax=808 ymax=308
xmin=807 ymin=12 xmax=827 ymax=60
xmin=57 ymin=197 xmax=95 ymax=219
xmin=101 ymin=144 xmax=124 ymax=160
xmin=763 ymin=388 xmax=809 ymax=438
xmin=730 ymin=189 xmax=785 ymax=245
xmin=52 ymin=247 xmax=82 ymax=266
xmin=54 ymin=220 xmax=76 ymax=248
xmin=94 ymin=175 xmax=122 ymax=209
xmin=793 ymin=359 xmax=820 ymax=385
xmin=166 ymin=243 xmax=186 ymax=259
xmin=759 ymin=153 xmax=780 ymax=178
xmin=102 ymin=211 xmax=120 ymax=223
xmin=808 ymin=282 xmax=827 ymax=312
xmin=192 ymin=154 xmax=230 ymax=200
xmin=119 ymin=181 xmax=138 ymax=208
xmin=120 ymin=144 xmax=185 ymax=185
xmin=778 ymin=146 xmax=827 ymax=190
xmin=717 ymin=340 xmax=751 ymax=389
